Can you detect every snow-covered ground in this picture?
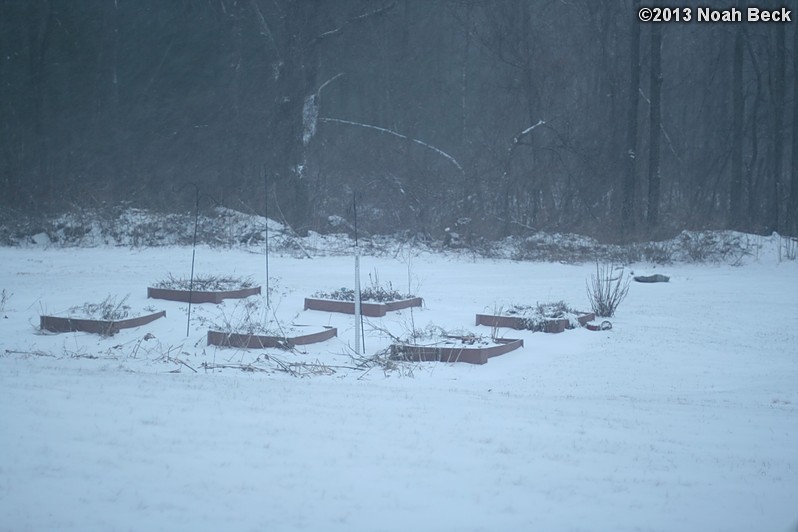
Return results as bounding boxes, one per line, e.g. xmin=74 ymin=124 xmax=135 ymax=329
xmin=1 ymin=237 xmax=797 ymax=531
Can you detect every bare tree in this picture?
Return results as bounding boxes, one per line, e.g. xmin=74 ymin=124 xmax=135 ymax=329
xmin=791 ymin=20 xmax=798 ymax=235
xmin=647 ymin=23 xmax=662 ymax=229
xmin=622 ymin=0 xmax=641 ymax=238
xmin=248 ymin=0 xmax=395 ymax=231
xmin=768 ymin=19 xmax=785 ymax=233
xmin=0 ymin=0 xmax=794 ymax=241
xmin=730 ymin=12 xmax=744 ymax=230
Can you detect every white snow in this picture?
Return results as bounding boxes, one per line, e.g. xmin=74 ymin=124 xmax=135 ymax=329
xmin=1 ymin=240 xmax=797 ymax=531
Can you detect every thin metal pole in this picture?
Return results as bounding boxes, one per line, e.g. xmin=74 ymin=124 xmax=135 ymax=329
xmin=353 ymin=193 xmax=362 ymax=355
xmin=186 ymin=185 xmax=199 ymax=337
xmin=264 ymin=170 xmax=270 ymax=309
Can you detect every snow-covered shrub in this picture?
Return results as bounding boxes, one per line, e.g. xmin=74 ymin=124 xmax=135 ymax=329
xmin=781 ymin=236 xmax=798 ymax=261
xmin=504 ymin=301 xmax=584 ymax=331
xmin=642 ymin=241 xmax=674 ymax=264
xmin=586 ymin=263 xmax=630 ymax=318
xmin=677 ymin=231 xmax=753 ymax=264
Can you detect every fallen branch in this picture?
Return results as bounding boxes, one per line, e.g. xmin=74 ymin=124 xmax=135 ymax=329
xmin=287 ymin=360 xmax=336 ymax=376
xmin=172 ymin=357 xmax=198 ymax=373
xmin=350 ymin=347 xmax=419 ymax=378
xmin=4 ymin=349 xmax=55 ymax=358
xmin=201 ymin=362 xmax=272 ymax=373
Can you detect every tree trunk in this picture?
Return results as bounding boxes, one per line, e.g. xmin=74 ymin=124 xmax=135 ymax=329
xmin=261 ymin=0 xmax=321 ymax=232
xmin=791 ymin=20 xmax=798 ymax=235
xmin=743 ymin=33 xmax=764 ymax=230
xmin=460 ymin=2 xmax=471 ymax=143
xmin=622 ymin=0 xmax=641 ymax=238
xmin=27 ymin=0 xmax=53 ymax=209
xmin=769 ymin=21 xmax=785 ymax=233
xmin=0 ymin=1 xmax=17 ymax=205
xmin=730 ymin=19 xmax=744 ymax=230
xmin=647 ymin=23 xmax=662 ymax=230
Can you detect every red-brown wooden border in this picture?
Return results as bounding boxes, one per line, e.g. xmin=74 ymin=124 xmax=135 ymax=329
xmin=40 ymin=311 xmax=166 ymax=336
xmin=147 ymin=285 xmax=261 ymax=304
xmin=206 ymin=326 xmax=338 ymax=349
xmin=475 ymin=312 xmax=594 ymax=333
xmin=303 ymin=297 xmax=422 ymax=317
xmin=390 ymin=338 xmax=523 ymax=365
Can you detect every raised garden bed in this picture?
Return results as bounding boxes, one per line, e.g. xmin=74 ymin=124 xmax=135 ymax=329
xmin=40 ymin=294 xmax=166 ymax=336
xmin=306 ymin=282 xmax=422 ymax=318
xmin=390 ymin=337 xmax=523 ymax=365
xmin=148 ymin=274 xmax=260 ymax=304
xmin=148 ymin=285 xmax=261 ymax=304
xmin=207 ymin=326 xmax=338 ymax=349
xmin=40 ymin=311 xmax=165 ymax=336
xmin=304 ymin=297 xmax=422 ymax=317
xmin=476 ymin=301 xmax=594 ymax=334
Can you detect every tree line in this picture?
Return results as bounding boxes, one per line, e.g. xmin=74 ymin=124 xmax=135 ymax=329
xmin=1 ymin=0 xmax=796 ymax=242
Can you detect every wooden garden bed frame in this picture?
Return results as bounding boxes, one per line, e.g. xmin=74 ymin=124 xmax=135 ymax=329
xmin=40 ymin=311 xmax=166 ymax=336
xmin=390 ymin=337 xmax=523 ymax=365
xmin=304 ymin=297 xmax=423 ymax=318
xmin=475 ymin=312 xmax=595 ymax=333
xmin=207 ymin=326 xmax=338 ymax=349
xmin=147 ymin=285 xmax=261 ymax=304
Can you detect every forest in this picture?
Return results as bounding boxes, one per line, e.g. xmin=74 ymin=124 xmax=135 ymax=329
xmin=1 ymin=0 xmax=796 ymax=242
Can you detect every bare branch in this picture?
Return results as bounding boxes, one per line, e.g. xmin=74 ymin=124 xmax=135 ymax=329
xmin=312 ymin=2 xmax=396 ymax=45
xmin=319 ymin=117 xmax=464 ymax=173
xmin=140 ymin=40 xmax=174 ymax=97
xmin=502 ymin=119 xmax=546 ymax=183
xmin=302 ymin=73 xmax=345 ymax=145
xmin=639 ymin=88 xmax=681 ymax=163
xmin=248 ymin=0 xmax=282 ymax=63
xmin=268 ymin=0 xmax=284 ymax=19
xmin=514 ymin=119 xmax=546 ymax=145
xmin=317 ymin=72 xmax=344 ymax=98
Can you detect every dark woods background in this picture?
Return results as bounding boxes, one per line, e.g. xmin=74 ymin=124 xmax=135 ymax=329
xmin=1 ymin=0 xmax=797 ymax=242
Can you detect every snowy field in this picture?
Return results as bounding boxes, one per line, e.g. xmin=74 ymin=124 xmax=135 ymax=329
xmin=1 ymin=238 xmax=797 ymax=531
